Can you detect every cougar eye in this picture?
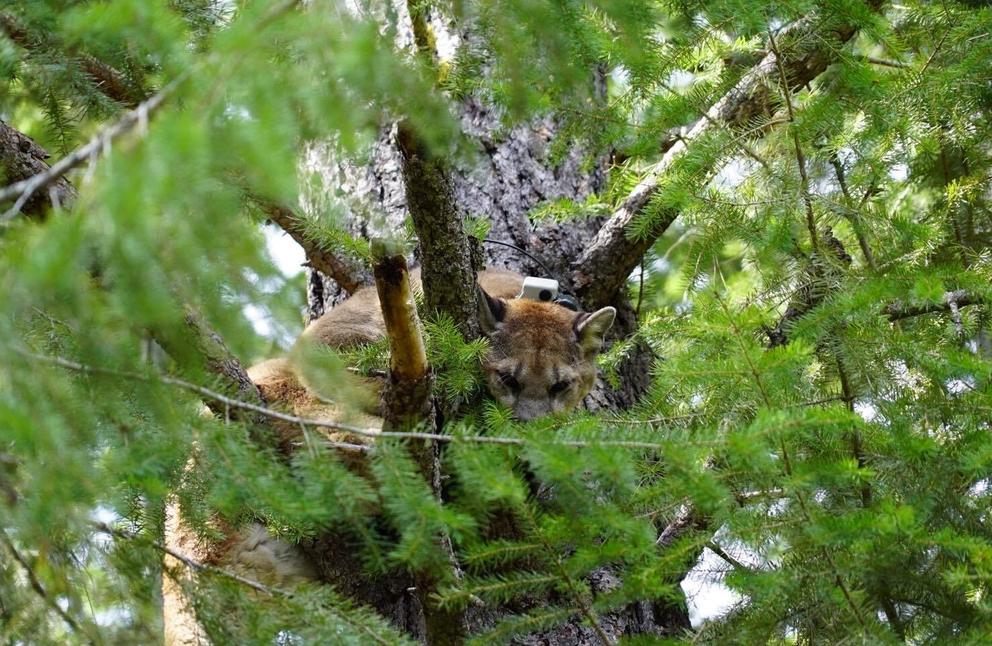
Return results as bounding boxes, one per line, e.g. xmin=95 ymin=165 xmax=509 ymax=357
xmin=549 ymin=380 xmax=572 ymax=396
xmin=498 ymin=372 xmax=521 ymax=392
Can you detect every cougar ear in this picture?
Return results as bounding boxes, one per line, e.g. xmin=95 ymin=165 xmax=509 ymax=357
xmin=574 ymin=307 xmax=616 ymax=354
xmin=477 ymin=285 xmax=506 ymax=335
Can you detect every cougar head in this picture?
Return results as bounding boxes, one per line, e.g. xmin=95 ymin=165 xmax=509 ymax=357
xmin=477 ymin=286 xmax=616 ymax=421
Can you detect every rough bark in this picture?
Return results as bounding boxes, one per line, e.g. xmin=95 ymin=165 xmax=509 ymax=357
xmin=0 ymin=121 xmax=77 ymax=219
xmin=396 ymin=122 xmax=481 ymax=340
xmin=571 ymin=4 xmax=884 ymax=311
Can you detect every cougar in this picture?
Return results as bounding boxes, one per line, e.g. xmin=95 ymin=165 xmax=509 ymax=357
xmin=163 ymin=268 xmax=616 ymax=644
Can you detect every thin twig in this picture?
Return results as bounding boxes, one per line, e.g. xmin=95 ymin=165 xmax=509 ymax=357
xmin=705 ymin=541 xmax=754 ymax=573
xmin=16 ymin=348 xmax=680 ymax=451
xmin=855 ymin=54 xmax=910 ymax=69
xmin=829 ymin=156 xmax=877 ymax=269
xmin=768 ymin=28 xmax=818 ymax=252
xmin=0 ymin=528 xmax=95 ymax=644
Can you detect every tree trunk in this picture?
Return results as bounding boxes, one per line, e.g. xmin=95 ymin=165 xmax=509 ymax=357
xmin=295 ymin=88 xmax=676 ymax=644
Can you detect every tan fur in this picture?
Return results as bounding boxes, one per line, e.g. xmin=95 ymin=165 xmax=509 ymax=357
xmin=480 ymin=297 xmax=615 ymax=420
xmin=246 ymin=358 xmax=381 ymax=456
xmin=164 ymin=267 xmax=613 ymax=643
xmin=298 ymin=268 xmax=525 ymax=349
xmin=164 ymin=361 xmax=380 ymax=645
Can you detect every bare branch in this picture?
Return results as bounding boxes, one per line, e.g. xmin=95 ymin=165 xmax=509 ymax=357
xmin=371 ymin=245 xmax=469 ymax=644
xmin=373 ymin=247 xmax=430 ymax=386
xmin=571 ymin=6 xmax=882 ymax=308
xmin=260 ymin=200 xmax=372 ymax=293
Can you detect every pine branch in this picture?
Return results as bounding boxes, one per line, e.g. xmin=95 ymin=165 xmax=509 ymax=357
xmin=766 ymin=227 xmax=853 ymax=347
xmin=571 ymin=4 xmax=883 ymax=309
xmin=829 ymin=155 xmax=877 ymax=270
xmin=0 ymin=528 xmax=95 ymax=644
xmin=767 ymin=27 xmax=819 ymax=252
xmin=0 ymin=12 xmax=150 ymax=108
xmin=1 ymin=0 xmax=301 ymax=222
xmin=883 ymin=290 xmax=983 ymax=321
xmin=259 ymin=199 xmax=373 ymax=293
xmin=0 ymin=78 xmax=178 ymax=223
xmin=771 ymin=285 xmax=984 ymax=347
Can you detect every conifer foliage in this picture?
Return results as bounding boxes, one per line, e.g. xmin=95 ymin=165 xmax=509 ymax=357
xmin=1 ymin=0 xmax=991 ymax=643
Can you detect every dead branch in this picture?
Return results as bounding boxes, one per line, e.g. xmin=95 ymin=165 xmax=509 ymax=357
xmin=260 ymin=200 xmax=373 ymax=293
xmin=571 ymin=4 xmax=883 ymax=309
xmin=371 ymin=245 xmax=468 ymax=644
xmin=373 ymin=246 xmax=430 ymax=386
xmin=396 ymin=122 xmax=480 ymax=340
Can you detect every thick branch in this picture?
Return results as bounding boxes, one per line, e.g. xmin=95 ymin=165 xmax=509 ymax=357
xmin=572 ymin=6 xmax=881 ymax=309
xmin=0 ymin=122 xmax=77 ymax=219
xmin=0 ymin=79 xmax=176 ymax=223
xmin=372 ymin=246 xmax=467 ymax=645
xmin=261 ymin=201 xmax=373 ymax=293
xmin=884 ymin=290 xmax=983 ymax=321
xmin=373 ymin=247 xmax=430 ymax=388
xmin=396 ymin=122 xmax=480 ymax=339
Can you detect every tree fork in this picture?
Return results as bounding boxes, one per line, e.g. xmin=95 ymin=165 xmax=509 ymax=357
xmin=571 ymin=2 xmax=884 ymax=310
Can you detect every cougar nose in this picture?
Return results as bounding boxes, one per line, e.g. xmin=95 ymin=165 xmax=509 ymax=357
xmin=513 ymin=399 xmax=549 ymax=421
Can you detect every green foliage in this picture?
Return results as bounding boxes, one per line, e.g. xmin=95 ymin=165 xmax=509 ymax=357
xmin=1 ymin=0 xmax=992 ymax=643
